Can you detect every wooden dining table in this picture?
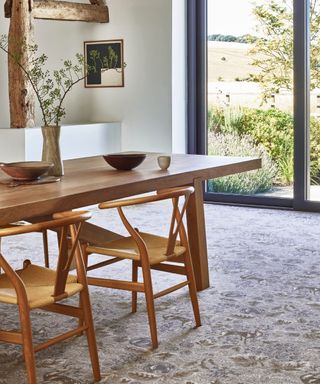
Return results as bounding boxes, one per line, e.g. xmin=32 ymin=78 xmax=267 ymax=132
xmin=0 ymin=153 xmax=261 ymax=291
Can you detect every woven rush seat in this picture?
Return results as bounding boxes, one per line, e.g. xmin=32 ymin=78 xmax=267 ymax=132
xmin=87 ymin=232 xmax=187 ymax=265
xmin=0 ymin=263 xmax=81 ymax=308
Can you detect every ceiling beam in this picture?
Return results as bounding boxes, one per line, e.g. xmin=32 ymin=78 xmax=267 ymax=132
xmin=89 ymin=0 xmax=106 ymax=5
xmin=32 ymin=1 xmax=109 ymax=23
xmin=4 ymin=0 xmax=12 ymax=18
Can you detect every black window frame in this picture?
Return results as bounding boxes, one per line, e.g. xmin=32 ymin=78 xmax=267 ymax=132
xmin=187 ymin=0 xmax=320 ymax=211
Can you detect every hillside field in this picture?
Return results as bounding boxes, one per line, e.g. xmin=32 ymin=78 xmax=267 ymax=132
xmin=208 ymin=41 xmax=260 ymax=82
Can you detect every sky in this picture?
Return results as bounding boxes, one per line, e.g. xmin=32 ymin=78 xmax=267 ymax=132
xmin=208 ymin=0 xmax=257 ymax=36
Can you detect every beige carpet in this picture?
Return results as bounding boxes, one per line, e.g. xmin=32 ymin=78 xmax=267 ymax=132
xmin=0 ymin=202 xmax=319 ymax=384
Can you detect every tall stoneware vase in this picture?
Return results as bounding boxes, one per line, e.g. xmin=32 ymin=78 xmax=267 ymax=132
xmin=41 ymin=125 xmax=64 ymax=176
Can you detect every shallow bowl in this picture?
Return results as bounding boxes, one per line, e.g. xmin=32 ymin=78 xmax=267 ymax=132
xmin=0 ymin=161 xmax=54 ymax=180
xmin=103 ymin=153 xmax=146 ymax=170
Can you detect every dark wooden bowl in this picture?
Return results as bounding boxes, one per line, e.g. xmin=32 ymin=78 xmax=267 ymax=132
xmin=103 ymin=153 xmax=146 ymax=170
xmin=0 ymin=161 xmax=54 ymax=180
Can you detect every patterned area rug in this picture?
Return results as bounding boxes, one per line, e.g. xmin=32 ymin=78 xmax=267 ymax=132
xmin=0 ymin=202 xmax=319 ymax=384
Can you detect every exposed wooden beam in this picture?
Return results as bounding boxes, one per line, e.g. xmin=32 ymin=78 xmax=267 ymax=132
xmin=89 ymin=0 xmax=106 ymax=5
xmin=32 ymin=1 xmax=109 ymax=23
xmin=4 ymin=0 xmax=12 ymax=18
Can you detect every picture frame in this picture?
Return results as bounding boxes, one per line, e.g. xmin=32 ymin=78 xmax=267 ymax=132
xmin=84 ymin=39 xmax=124 ymax=88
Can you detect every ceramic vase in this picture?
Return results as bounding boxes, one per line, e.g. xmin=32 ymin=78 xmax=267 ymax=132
xmin=41 ymin=125 xmax=64 ymax=176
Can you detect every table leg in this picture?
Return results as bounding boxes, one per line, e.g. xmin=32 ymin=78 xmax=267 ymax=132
xmin=186 ymin=178 xmax=209 ymax=291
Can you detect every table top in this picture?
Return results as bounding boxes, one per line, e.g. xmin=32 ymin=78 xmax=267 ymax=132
xmin=0 ymin=153 xmax=260 ymax=225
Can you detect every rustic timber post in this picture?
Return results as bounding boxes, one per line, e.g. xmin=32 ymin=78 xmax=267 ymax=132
xmin=7 ymin=0 xmax=35 ymax=128
xmin=4 ymin=0 xmax=109 ymax=128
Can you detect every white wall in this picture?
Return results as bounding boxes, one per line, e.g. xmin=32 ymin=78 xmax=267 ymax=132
xmin=88 ymin=0 xmax=173 ymax=152
xmin=0 ymin=0 xmax=187 ymax=154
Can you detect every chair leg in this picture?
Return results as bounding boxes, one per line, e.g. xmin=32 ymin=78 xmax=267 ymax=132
xmin=78 ymin=243 xmax=89 ymax=334
xmin=132 ymin=261 xmax=138 ymax=313
xmin=141 ymin=264 xmax=158 ymax=349
xmin=0 ymin=237 xmax=2 ymax=274
xmin=79 ymin=290 xmax=101 ymax=382
xmin=184 ymin=251 xmax=201 ymax=327
xmin=18 ymin=305 xmax=37 ymax=384
xmin=42 ymin=230 xmax=49 ymax=268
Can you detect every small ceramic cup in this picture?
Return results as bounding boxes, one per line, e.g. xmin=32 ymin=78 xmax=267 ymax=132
xmin=157 ymin=155 xmax=171 ymax=170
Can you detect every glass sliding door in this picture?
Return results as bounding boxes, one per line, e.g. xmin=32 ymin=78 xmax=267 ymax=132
xmin=187 ymin=0 xmax=320 ymax=211
xmin=206 ymin=0 xmax=294 ymax=206
xmin=307 ymin=0 xmax=320 ymax=202
xmin=293 ymin=0 xmax=320 ymax=211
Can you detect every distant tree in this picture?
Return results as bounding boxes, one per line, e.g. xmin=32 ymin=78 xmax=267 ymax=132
xmin=239 ymin=34 xmax=258 ymax=44
xmin=249 ymin=0 xmax=320 ymax=101
xmin=208 ymin=34 xmax=257 ymax=43
xmin=224 ymin=35 xmax=237 ymax=42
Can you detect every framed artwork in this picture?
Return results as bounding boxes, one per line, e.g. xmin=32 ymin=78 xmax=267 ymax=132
xmin=84 ymin=39 xmax=124 ymax=88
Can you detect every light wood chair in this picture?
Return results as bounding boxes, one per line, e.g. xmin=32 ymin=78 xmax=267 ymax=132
xmin=84 ymin=187 xmax=201 ymax=349
xmin=0 ymin=211 xmax=101 ymax=384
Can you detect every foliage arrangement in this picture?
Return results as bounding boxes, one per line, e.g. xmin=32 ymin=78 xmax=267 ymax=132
xmin=0 ymin=35 xmax=120 ymax=127
xmin=249 ymin=0 xmax=320 ymax=101
xmin=208 ymin=106 xmax=320 ymax=185
xmin=0 ymin=35 xmax=90 ymax=126
xmin=208 ymin=132 xmax=276 ymax=194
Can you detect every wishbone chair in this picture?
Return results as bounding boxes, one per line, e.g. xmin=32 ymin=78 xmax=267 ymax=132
xmin=0 ymin=211 xmax=101 ymax=384
xmin=84 ymin=187 xmax=201 ymax=349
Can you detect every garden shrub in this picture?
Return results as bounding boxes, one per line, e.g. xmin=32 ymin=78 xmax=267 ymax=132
xmin=310 ymin=118 xmax=320 ymax=183
xmin=239 ymin=108 xmax=294 ymax=185
xmin=208 ymin=132 xmax=277 ymax=194
xmin=208 ymin=106 xmax=320 ymax=185
xmin=208 ymin=107 xmax=224 ymax=133
xmin=222 ymin=106 xmax=244 ymax=134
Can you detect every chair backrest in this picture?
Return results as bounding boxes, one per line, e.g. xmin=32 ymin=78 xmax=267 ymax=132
xmin=164 ymin=190 xmax=192 ymax=256
xmin=99 ymin=187 xmax=194 ymax=258
xmin=0 ymin=211 xmax=91 ymax=300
